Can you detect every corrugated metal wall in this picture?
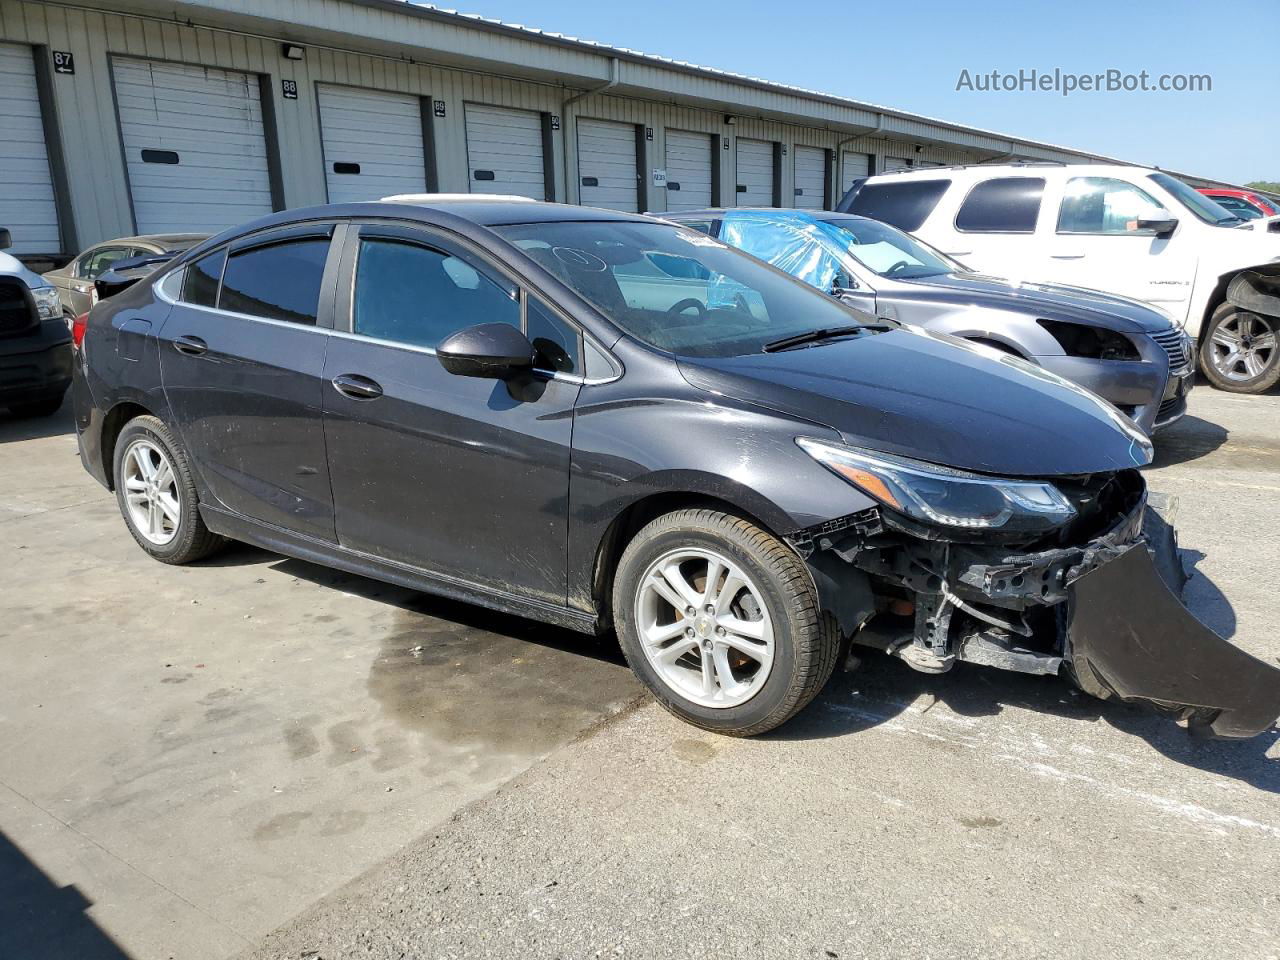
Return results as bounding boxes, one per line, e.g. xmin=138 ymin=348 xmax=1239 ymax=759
xmin=0 ymin=0 xmax=1065 ymax=254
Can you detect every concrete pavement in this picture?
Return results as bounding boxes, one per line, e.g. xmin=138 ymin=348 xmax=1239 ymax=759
xmin=241 ymin=387 xmax=1280 ymax=960
xmin=1 ymin=387 xmax=1278 ymax=960
xmin=0 ymin=405 xmax=639 ymax=960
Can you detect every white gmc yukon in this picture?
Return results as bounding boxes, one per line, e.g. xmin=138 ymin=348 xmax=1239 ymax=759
xmin=838 ymin=163 xmax=1280 ymax=393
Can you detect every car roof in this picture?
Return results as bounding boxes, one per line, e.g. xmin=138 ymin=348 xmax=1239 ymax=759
xmin=168 ymin=200 xmax=673 ymax=270
xmin=93 ymin=233 xmax=209 ymax=250
xmin=662 ymin=207 xmax=872 ymax=225
xmin=374 ymin=195 xmax=656 ymax=226
xmin=864 ymin=162 xmax=1150 ymax=181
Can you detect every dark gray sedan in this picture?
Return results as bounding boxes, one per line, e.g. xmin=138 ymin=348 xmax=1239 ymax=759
xmin=664 ymin=209 xmax=1193 ymax=434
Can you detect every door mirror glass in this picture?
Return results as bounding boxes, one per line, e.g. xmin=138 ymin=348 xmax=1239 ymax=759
xmin=437 ymin=322 xmax=534 ymax=379
xmin=0 ymin=228 xmax=11 ymax=250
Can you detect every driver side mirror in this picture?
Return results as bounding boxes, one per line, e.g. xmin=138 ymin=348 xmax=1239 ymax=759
xmin=0 ymin=228 xmax=11 ymax=250
xmin=830 ymin=273 xmax=859 ymax=297
xmin=1135 ymin=216 xmax=1178 ymax=239
xmin=437 ymin=322 xmax=534 ymax=380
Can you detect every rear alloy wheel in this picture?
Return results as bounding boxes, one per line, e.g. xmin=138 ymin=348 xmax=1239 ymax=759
xmin=1200 ymin=303 xmax=1280 ymax=393
xmin=613 ymin=508 xmax=840 ymax=736
xmin=113 ymin=415 xmax=223 ymax=564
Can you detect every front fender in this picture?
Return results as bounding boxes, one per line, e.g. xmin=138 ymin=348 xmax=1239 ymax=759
xmin=920 ymin=309 xmax=1053 ymax=358
xmin=566 ymin=391 xmax=875 ymax=613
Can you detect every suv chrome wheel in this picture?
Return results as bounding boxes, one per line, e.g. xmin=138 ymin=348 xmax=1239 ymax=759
xmin=122 ymin=439 xmax=180 ymax=546
xmin=634 ymin=547 xmax=775 ymax=709
xmin=1209 ymin=310 xmax=1277 ymax=382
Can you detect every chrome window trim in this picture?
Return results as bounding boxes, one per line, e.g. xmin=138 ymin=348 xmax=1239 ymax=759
xmin=159 ymin=298 xmax=331 ymax=335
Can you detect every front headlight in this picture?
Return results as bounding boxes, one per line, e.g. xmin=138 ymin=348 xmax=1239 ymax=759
xmin=32 ymin=285 xmax=62 ymax=321
xmin=797 ymin=438 xmax=1076 ymax=533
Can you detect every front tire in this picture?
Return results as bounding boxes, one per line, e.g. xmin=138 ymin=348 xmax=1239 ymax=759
xmin=1199 ymin=303 xmax=1280 ymax=393
xmin=612 ymin=508 xmax=839 ymax=736
xmin=113 ymin=415 xmax=223 ymax=564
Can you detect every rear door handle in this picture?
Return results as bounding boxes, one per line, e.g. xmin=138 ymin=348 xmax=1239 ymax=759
xmin=331 ymin=373 xmax=383 ymax=400
xmin=1050 ymin=252 xmax=1086 ymax=260
xmin=173 ymin=335 xmax=207 ymax=356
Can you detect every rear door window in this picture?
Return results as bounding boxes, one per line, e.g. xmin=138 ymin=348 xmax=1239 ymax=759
xmin=218 ymin=238 xmax=330 ymax=325
xmin=79 ymin=246 xmax=133 ymax=279
xmin=954 ymin=177 xmax=1045 ymax=233
xmin=847 ymin=180 xmax=951 ymax=231
xmin=182 ymin=249 xmax=227 ymax=308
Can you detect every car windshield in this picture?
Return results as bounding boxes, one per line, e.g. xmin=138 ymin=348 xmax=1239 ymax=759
xmin=493 ymin=220 xmax=877 ymax=358
xmin=1149 ymin=173 xmax=1243 ymax=226
xmin=823 ymin=217 xmax=959 ymax=279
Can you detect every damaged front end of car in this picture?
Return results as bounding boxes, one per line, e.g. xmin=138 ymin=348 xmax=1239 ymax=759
xmin=789 ymin=440 xmax=1280 ymax=740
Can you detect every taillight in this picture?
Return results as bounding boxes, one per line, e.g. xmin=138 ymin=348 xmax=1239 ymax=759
xmin=71 ymin=312 xmax=89 ymax=348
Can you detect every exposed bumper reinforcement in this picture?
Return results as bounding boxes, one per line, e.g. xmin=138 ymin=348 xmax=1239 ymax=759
xmin=1066 ymin=543 xmax=1280 ymax=740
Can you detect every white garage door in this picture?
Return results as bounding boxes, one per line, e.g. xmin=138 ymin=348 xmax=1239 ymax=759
xmin=318 ymin=85 xmax=426 ymax=204
xmin=793 ymin=145 xmax=826 ymax=210
xmin=577 ymin=118 xmax=637 ymax=212
xmin=735 ymin=138 xmax=774 ymax=207
xmin=464 ymin=104 xmax=546 ymax=200
xmin=664 ymin=130 xmax=713 ymax=212
xmin=840 ymin=151 xmax=871 ymax=195
xmin=0 ymin=43 xmax=59 ymax=255
xmin=113 ymin=57 xmax=274 ymax=234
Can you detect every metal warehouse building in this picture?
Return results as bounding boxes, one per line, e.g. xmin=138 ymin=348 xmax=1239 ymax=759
xmin=0 ymin=0 xmax=1232 ymax=262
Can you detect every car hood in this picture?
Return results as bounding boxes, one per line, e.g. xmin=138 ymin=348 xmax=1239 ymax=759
xmin=0 ymin=251 xmax=45 ymax=287
xmin=677 ymin=326 xmax=1153 ymax=477
xmin=897 ymin=272 xmax=1174 ymax=333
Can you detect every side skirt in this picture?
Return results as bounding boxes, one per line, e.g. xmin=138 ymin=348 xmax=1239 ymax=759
xmin=200 ymin=504 xmax=601 ymax=636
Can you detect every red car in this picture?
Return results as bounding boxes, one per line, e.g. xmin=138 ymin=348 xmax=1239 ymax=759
xmin=1198 ymin=187 xmax=1280 ymax=220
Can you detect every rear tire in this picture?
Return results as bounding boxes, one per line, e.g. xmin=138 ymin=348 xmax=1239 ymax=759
xmin=113 ymin=415 xmax=223 ymax=564
xmin=1199 ymin=302 xmax=1280 ymax=393
xmin=612 ymin=508 xmax=839 ymax=736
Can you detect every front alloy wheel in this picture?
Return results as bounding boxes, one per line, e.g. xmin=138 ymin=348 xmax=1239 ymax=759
xmin=1200 ymin=304 xmax=1280 ymax=393
xmin=635 ymin=547 xmax=775 ymax=708
xmin=613 ymin=508 xmax=840 ymax=736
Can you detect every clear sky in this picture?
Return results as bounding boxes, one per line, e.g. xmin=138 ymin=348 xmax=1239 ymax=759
xmin=451 ymin=0 xmax=1278 ymax=185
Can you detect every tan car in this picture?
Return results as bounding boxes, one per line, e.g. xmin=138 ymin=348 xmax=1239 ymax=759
xmin=43 ymin=234 xmax=206 ymax=317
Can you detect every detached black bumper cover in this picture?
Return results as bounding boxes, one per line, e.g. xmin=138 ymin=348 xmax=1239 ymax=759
xmin=1067 ymin=544 xmax=1280 ymax=739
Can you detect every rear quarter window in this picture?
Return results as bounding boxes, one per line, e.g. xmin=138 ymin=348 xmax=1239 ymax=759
xmin=847 ymin=180 xmax=951 ymax=231
xmin=954 ymin=177 xmax=1045 ymax=233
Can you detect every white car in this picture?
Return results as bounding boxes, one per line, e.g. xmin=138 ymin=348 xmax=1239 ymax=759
xmin=837 ymin=163 xmax=1280 ymax=394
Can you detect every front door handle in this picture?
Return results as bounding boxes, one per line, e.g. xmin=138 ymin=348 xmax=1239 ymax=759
xmin=331 ymin=373 xmax=383 ymax=400
xmin=173 ymin=335 xmax=208 ymax=356
xmin=1050 ymin=252 xmax=1086 ymax=260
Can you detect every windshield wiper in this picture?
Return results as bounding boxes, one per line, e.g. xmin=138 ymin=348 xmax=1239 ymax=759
xmin=763 ymin=325 xmax=867 ymax=353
